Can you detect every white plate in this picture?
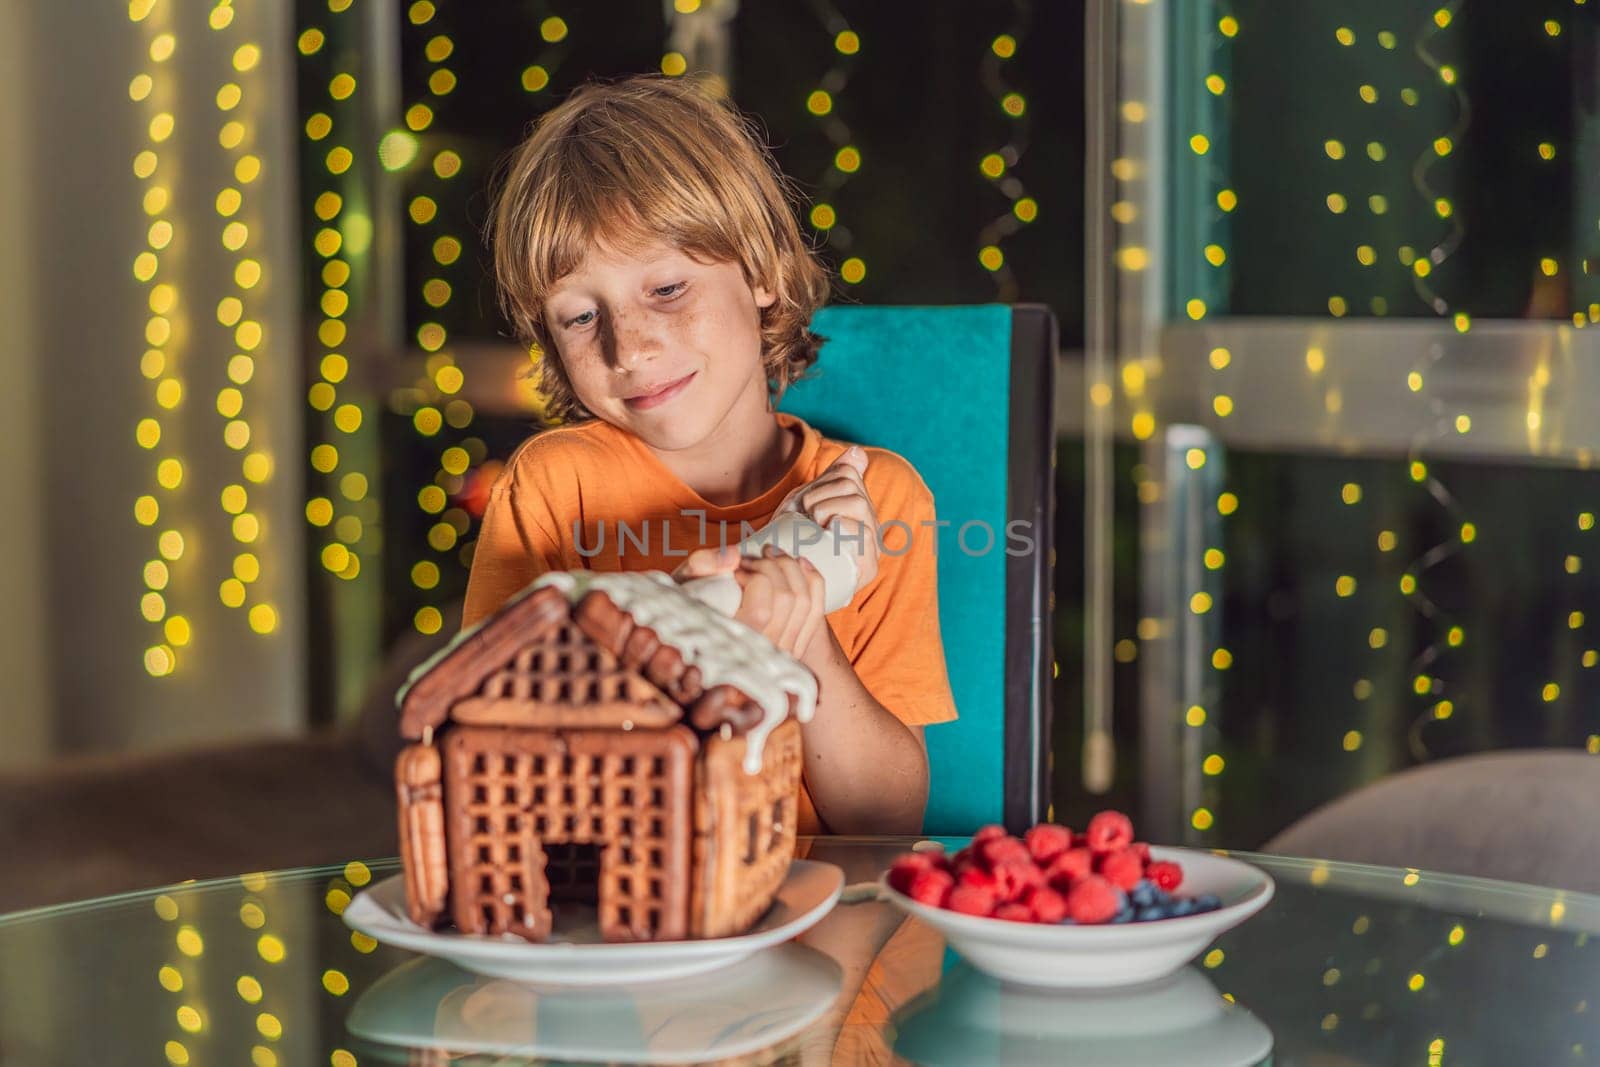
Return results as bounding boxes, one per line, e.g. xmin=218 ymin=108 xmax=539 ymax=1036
xmin=345 ymin=944 xmax=843 ymax=1065
xmin=892 ymin=962 xmax=1273 ymax=1067
xmin=342 ymin=859 xmax=844 ymax=986
xmin=880 ymin=847 xmax=1273 ymax=988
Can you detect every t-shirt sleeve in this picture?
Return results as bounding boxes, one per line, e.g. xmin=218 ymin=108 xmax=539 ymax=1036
xmin=461 ymin=451 xmax=569 ymax=632
xmin=844 ymin=468 xmax=959 ymax=728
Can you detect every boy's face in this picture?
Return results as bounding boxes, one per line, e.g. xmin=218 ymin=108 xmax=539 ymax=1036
xmin=544 ymin=237 xmax=777 ymax=452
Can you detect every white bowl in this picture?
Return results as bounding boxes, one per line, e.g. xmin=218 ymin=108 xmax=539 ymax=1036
xmin=879 ymin=847 xmax=1273 ymax=989
xmin=343 ymin=859 xmax=843 ymax=986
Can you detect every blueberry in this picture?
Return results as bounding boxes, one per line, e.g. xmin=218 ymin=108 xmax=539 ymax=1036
xmin=1135 ymin=904 xmax=1168 ymax=922
xmin=1169 ymin=898 xmax=1198 ymax=917
xmin=1130 ymin=880 xmax=1158 ymax=908
xmin=1111 ymin=907 xmax=1135 ymax=924
xmin=1195 ymin=894 xmax=1222 ymax=913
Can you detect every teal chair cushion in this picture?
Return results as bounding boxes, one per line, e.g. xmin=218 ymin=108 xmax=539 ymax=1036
xmin=778 ymin=305 xmax=1014 ymax=834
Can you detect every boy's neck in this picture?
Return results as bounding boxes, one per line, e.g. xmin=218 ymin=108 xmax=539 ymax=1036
xmin=645 ymin=401 xmax=801 ymax=509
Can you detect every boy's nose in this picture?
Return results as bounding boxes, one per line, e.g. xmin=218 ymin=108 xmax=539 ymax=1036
xmin=604 ymin=311 xmax=663 ymax=373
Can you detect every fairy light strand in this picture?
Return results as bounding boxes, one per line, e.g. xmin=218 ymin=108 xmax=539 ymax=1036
xmin=799 ymin=2 xmax=864 ymax=286
xmin=976 ymin=2 xmax=1037 ymax=299
xmin=131 ymin=0 xmax=186 ymax=679
xmin=215 ymin=3 xmax=277 ymax=640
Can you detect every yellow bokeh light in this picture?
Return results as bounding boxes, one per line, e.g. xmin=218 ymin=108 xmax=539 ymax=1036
xmin=541 ymin=16 xmax=568 ymax=41
xmin=836 ymin=30 xmax=860 ymax=54
xmin=1191 ymin=808 xmax=1214 ymax=831
xmin=428 ymin=522 xmax=457 ymax=552
xmin=1190 ymin=592 xmax=1213 ymax=614
xmin=247 ymin=603 xmax=277 ymax=635
xmin=979 ymin=152 xmax=1004 ymax=179
xmin=1343 ymin=730 xmax=1363 ymax=752
xmin=660 ymin=53 xmax=687 ymax=77
xmin=425 ymin=34 xmax=454 ymax=62
xmin=232 ymin=513 xmax=260 ymax=543
xmin=807 ymin=90 xmax=833 ymax=116
xmin=434 ymin=236 xmax=462 ymax=264
xmin=326 ymin=146 xmax=354 ymax=174
xmin=142 ymin=592 xmax=166 ymax=622
xmin=1216 ymin=189 xmax=1237 ymax=212
xmin=311 ymin=444 xmax=339 ymax=473
xmin=836 ymin=146 xmax=863 ymax=174
xmin=1213 ymin=395 xmax=1234 ymax=417
xmin=413 ymin=561 xmax=440 ymax=589
xmin=176 ymin=925 xmax=203 ymax=956
xmin=1217 ymin=492 xmax=1239 ymax=516
xmin=219 ymin=578 xmax=246 ymax=608
xmin=134 ymin=151 xmax=159 ymax=179
xmin=1218 ymin=16 xmax=1239 ymax=37
xmin=416 ymin=606 xmax=444 ymax=634
xmin=1190 ymin=134 xmax=1210 ymax=155
xmin=414 ymin=407 xmax=444 ymax=436
xmin=840 ymin=258 xmax=866 ymax=285
xmin=234 ymin=553 xmax=260 ymax=583
xmin=992 ymin=34 xmax=1016 ymax=58
xmin=306 ymin=498 xmax=334 ymax=526
xmin=1014 ymin=198 xmax=1039 ymax=223
xmin=157 ymin=458 xmax=183 ymax=490
xmin=236 ymin=259 xmax=262 ymax=289
xmin=428 ymin=69 xmax=457 ymax=96
xmin=979 ymin=246 xmax=1004 ymax=272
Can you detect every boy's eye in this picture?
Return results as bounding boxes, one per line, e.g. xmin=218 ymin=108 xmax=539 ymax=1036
xmin=565 ymin=310 xmax=596 ymax=328
xmin=651 ymin=281 xmax=687 ymax=299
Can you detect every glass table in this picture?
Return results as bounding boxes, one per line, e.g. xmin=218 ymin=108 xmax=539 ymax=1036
xmin=1 ymin=837 xmax=1596 ymax=1065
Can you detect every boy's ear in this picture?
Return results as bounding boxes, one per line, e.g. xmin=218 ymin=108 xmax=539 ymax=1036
xmin=752 ymin=280 xmax=778 ymax=309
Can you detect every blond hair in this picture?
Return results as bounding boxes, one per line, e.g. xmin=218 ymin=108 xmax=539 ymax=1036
xmin=486 ymin=74 xmax=830 ymax=424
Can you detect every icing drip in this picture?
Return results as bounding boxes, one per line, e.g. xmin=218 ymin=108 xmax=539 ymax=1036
xmin=533 ymin=570 xmax=817 ymax=773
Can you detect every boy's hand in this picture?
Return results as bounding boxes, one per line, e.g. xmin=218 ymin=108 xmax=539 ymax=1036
xmin=670 ymin=543 xmax=741 ymax=582
xmin=790 ymin=446 xmax=880 ymax=591
xmin=733 ymin=545 xmax=827 ymax=660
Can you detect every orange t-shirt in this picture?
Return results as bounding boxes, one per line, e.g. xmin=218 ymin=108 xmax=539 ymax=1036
xmin=461 ymin=410 xmax=959 ymax=833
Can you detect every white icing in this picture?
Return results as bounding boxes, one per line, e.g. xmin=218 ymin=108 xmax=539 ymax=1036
xmin=533 ymin=570 xmax=817 ymax=773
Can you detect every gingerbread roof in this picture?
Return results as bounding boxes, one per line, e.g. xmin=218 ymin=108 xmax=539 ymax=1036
xmin=397 ymin=585 xmax=684 ymax=740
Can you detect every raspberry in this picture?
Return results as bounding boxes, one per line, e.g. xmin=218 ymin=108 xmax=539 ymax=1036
xmin=1024 ymin=885 xmax=1068 ymax=924
xmin=971 ymin=825 xmax=1009 ymax=847
xmin=993 ymin=902 xmax=1035 ymax=923
xmin=887 ymin=856 xmax=929 ymax=894
xmin=950 ymin=846 xmax=976 ymax=869
xmin=1065 ymin=875 xmax=1122 ymax=924
xmin=1147 ymin=860 xmax=1184 ymax=893
xmin=1085 ymin=810 xmax=1135 ymax=854
xmin=958 ymin=866 xmax=999 ymax=892
xmin=947 ymin=883 xmax=998 ymax=917
xmin=1130 ymin=841 xmax=1152 ymax=866
xmin=1045 ymin=847 xmax=1094 ymax=890
xmin=907 ymin=868 xmax=955 ymax=908
xmin=992 ymin=859 xmax=1045 ymax=902
xmin=1024 ymin=823 xmax=1075 ymax=864
xmin=978 ymin=836 xmax=1032 ymax=870
xmin=1099 ymin=848 xmax=1144 ymax=891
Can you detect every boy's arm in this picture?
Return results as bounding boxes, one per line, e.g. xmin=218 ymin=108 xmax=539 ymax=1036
xmin=798 ymin=478 xmax=957 ymax=834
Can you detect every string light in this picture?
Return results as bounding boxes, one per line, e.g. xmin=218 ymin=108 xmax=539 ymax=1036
xmin=211 ymin=1 xmax=277 ymax=638
xmin=975 ymin=13 xmax=1036 ymax=300
xmin=130 ymin=0 xmax=186 ymax=677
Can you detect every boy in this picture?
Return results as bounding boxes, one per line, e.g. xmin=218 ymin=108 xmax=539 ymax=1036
xmin=467 ymin=74 xmax=956 ymax=835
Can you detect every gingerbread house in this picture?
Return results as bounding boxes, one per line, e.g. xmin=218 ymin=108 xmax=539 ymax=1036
xmin=393 ymin=570 xmax=818 ymax=943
